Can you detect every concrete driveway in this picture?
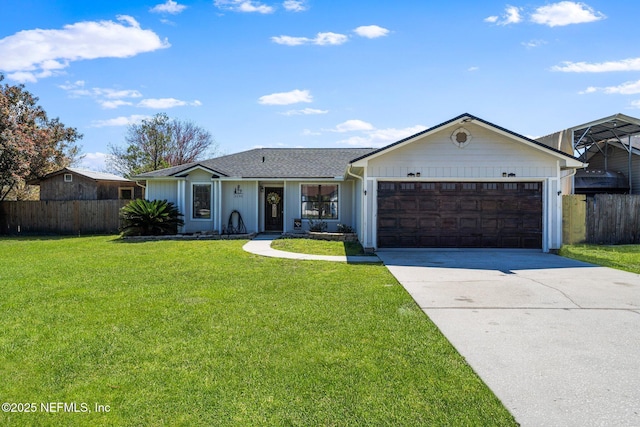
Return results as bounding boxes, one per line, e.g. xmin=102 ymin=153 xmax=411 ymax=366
xmin=376 ymin=249 xmax=640 ymax=427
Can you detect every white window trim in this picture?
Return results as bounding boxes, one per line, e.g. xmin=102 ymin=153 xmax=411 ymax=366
xmin=299 ymin=183 xmax=340 ymax=222
xmin=64 ymin=173 xmax=73 ymax=182
xmin=190 ymin=182 xmax=213 ymax=221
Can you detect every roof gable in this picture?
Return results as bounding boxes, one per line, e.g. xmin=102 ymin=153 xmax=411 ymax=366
xmin=350 ymin=113 xmax=583 ymax=167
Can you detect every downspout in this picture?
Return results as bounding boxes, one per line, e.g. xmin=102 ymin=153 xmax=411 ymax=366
xmin=347 ymin=165 xmax=365 ymax=244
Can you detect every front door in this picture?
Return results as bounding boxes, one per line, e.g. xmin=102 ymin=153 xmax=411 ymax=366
xmin=264 ymin=187 xmax=284 ymax=231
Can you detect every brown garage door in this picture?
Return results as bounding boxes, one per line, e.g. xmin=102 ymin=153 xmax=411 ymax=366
xmin=377 ymin=182 xmax=542 ymax=248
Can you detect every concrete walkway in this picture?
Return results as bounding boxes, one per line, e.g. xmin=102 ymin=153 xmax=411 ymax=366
xmin=242 ymin=235 xmax=381 ymax=263
xmin=376 ymin=249 xmax=640 ymax=427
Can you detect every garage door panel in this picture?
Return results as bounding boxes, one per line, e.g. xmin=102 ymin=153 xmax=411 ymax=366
xmin=377 ymin=181 xmax=542 ymax=249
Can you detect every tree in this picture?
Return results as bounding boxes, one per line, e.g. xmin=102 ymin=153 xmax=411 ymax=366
xmin=0 ymin=74 xmax=82 ymax=201
xmin=108 ymin=113 xmax=217 ymax=178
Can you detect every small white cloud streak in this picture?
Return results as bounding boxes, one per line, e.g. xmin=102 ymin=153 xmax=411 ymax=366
xmin=137 ymin=98 xmax=202 ymax=109
xmin=258 ymin=89 xmax=312 ymax=105
xmin=354 ymin=25 xmax=390 ymax=39
xmin=580 ymin=80 xmax=640 ymax=95
xmin=283 ymin=0 xmax=306 ymax=12
xmin=552 ymin=57 xmax=640 ymax=72
xmin=280 ymin=108 xmax=328 ymax=116
xmin=337 ymin=125 xmax=428 ymax=147
xmin=90 ymin=115 xmax=151 ymax=128
xmin=0 ymin=15 xmax=169 ymax=82
xmin=150 ymin=0 xmax=187 ymax=14
xmin=531 ymin=1 xmax=605 ymax=27
xmin=272 ymin=32 xmax=348 ymax=46
xmin=485 ymin=5 xmax=522 ymax=25
xmin=330 ymin=120 xmax=375 ymax=133
xmin=214 ymin=0 xmax=274 ymax=14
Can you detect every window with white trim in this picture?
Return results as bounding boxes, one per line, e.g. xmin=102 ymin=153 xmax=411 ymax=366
xmin=301 ymin=184 xmax=338 ymax=220
xmin=192 ymin=184 xmax=212 ymax=219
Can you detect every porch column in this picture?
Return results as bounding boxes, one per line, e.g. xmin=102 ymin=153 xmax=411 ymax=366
xmin=177 ymin=179 xmax=186 ymax=233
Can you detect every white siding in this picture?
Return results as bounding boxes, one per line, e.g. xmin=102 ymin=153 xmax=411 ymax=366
xmin=367 ymin=125 xmax=557 ymax=179
xmin=221 ymin=181 xmax=258 ymax=233
xmin=147 ymin=180 xmax=178 ymax=203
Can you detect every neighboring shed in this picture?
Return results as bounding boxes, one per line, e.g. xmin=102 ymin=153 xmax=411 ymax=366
xmin=29 ymin=167 xmax=144 ymax=201
xmin=537 ymin=113 xmax=640 ymax=194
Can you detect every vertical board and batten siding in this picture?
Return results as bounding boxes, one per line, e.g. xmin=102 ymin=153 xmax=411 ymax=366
xmin=367 ymin=125 xmax=557 ymax=179
xmin=587 ymin=147 xmax=638 ymax=194
xmin=146 ymin=180 xmax=178 ymax=203
xmin=221 ymin=181 xmax=258 ymax=233
xmin=0 ymin=200 xmax=128 ymax=235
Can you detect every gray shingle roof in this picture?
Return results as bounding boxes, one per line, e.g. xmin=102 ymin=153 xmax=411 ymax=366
xmin=135 ymin=148 xmax=376 ymax=179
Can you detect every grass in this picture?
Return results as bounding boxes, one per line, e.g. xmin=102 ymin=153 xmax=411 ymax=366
xmin=560 ymin=244 xmax=640 ymax=274
xmin=271 ymin=238 xmax=372 ymax=256
xmin=0 ymin=236 xmax=516 ymax=426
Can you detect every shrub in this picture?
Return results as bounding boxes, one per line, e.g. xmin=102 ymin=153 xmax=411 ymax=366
xmin=120 ymin=199 xmax=184 ymax=236
xmin=308 ymin=219 xmax=327 ymax=232
xmin=337 ymin=224 xmax=355 ymax=233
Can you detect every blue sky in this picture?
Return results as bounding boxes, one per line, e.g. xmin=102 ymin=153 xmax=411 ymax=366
xmin=1 ymin=0 xmax=638 ymax=171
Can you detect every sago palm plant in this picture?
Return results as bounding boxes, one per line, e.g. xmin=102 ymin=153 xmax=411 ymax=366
xmin=119 ymin=199 xmax=184 ymax=236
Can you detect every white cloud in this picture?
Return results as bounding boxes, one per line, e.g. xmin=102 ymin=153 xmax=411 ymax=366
xmin=150 ymin=0 xmax=187 ymax=14
xmin=552 ymin=57 xmax=640 ymax=73
xmin=531 ymin=1 xmax=605 ymax=27
xmin=486 ymin=5 xmax=522 ymax=25
xmin=631 ymin=100 xmax=640 ymax=109
xmin=90 ymin=115 xmax=150 ymax=128
xmin=94 ymin=88 xmax=143 ymax=99
xmin=272 ymin=32 xmax=349 ymax=46
xmin=467 ymin=66 xmax=479 ymax=72
xmin=522 ymin=39 xmax=547 ymax=48
xmin=280 ymin=108 xmax=328 ymax=116
xmin=283 ymin=0 xmax=306 ymax=12
xmin=137 ymin=98 xmax=202 ymax=108
xmin=337 ymin=125 xmax=428 ymax=147
xmin=302 ymin=129 xmax=322 ymax=136
xmin=258 ymin=89 xmax=312 ymax=105
xmin=354 ymin=25 xmax=390 ymax=39
xmin=580 ymin=80 xmax=640 ymax=95
xmin=214 ymin=0 xmax=274 ymax=14
xmin=79 ymin=152 xmax=110 ymax=171
xmin=0 ymin=15 xmax=169 ymax=82
xmin=99 ymin=100 xmax=134 ymax=109
xmin=330 ymin=120 xmax=375 ymax=133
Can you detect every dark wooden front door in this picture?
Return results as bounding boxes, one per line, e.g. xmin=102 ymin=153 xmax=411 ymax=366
xmin=377 ymin=182 xmax=543 ymax=248
xmin=264 ymin=187 xmax=284 ymax=231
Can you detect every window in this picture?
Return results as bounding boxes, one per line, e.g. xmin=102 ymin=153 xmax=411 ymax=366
xmin=119 ymin=187 xmax=134 ymax=200
xmin=421 ymin=183 xmax=435 ymax=190
xmin=192 ymin=184 xmax=212 ymax=219
xmin=462 ymin=183 xmax=476 ymax=190
xmin=64 ymin=174 xmax=73 ymax=182
xmin=504 ymin=183 xmax=518 ymax=190
xmin=379 ymin=183 xmax=395 ymax=191
xmin=524 ymin=183 xmax=539 ymax=190
xmin=301 ymin=184 xmax=338 ymax=220
xmin=400 ymin=183 xmax=415 ymax=190
xmin=483 ymin=183 xmax=497 ymax=190
xmin=441 ymin=183 xmax=456 ymax=190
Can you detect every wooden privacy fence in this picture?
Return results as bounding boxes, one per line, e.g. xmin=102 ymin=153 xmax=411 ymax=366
xmin=563 ymin=194 xmax=640 ymax=245
xmin=0 ymin=200 xmax=129 ymax=235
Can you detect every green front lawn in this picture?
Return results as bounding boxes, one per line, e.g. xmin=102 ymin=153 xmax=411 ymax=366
xmin=271 ymin=238 xmax=372 ymax=256
xmin=560 ymin=244 xmax=640 ymax=274
xmin=0 ymin=236 xmax=515 ymax=426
